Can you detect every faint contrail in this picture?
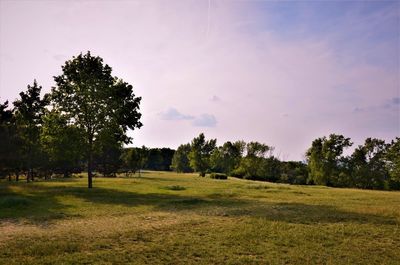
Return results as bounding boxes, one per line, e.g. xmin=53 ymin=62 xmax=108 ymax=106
xmin=206 ymin=0 xmax=211 ymax=39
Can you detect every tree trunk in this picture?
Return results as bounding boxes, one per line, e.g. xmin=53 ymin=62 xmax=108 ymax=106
xmin=16 ymin=172 xmax=19 ymax=182
xmin=88 ymin=140 xmax=93 ymax=188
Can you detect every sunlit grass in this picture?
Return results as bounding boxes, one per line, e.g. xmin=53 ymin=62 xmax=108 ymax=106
xmin=1 ymin=171 xmax=399 ymax=264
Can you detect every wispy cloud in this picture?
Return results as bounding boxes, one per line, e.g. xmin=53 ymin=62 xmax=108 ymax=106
xmin=210 ymin=95 xmax=220 ymax=102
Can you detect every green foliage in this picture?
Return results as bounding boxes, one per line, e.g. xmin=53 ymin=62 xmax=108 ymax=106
xmin=188 ymin=133 xmax=216 ymax=175
xmin=145 ymin=148 xmax=175 ymax=171
xmin=13 ymin=80 xmax=50 ymax=181
xmin=93 ymin=126 xmax=123 ymax=177
xmin=171 ymin=143 xmax=192 ymax=173
xmin=278 ymin=161 xmax=308 ymax=184
xmin=350 ymin=138 xmax=388 ymax=189
xmin=209 ymin=173 xmax=228 ymax=179
xmin=121 ymin=148 xmax=141 ymax=175
xmin=210 ymin=141 xmax=244 ymax=175
xmin=0 ymin=100 xmax=21 ymax=178
xmin=386 ymin=137 xmax=400 ymax=189
xmin=306 ymin=134 xmax=352 ymax=186
xmin=40 ymin=110 xmax=85 ymax=177
xmin=51 ymin=51 xmax=142 ymax=187
xmin=233 ymin=142 xmax=273 ymax=180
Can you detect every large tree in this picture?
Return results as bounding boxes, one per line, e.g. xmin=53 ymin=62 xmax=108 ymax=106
xmin=51 ymin=52 xmax=142 ymax=188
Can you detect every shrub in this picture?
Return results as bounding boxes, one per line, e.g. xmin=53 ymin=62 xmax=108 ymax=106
xmin=230 ymin=168 xmax=245 ymax=178
xmin=209 ymin=173 xmax=228 ymax=180
xmin=164 ymin=185 xmax=186 ymax=191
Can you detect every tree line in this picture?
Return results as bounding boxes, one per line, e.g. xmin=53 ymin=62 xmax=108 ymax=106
xmin=1 ymin=51 xmax=399 ymax=190
xmin=171 ymin=133 xmax=399 ymax=190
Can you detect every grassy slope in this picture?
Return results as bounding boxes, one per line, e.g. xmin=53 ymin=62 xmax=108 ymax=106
xmin=0 ymin=171 xmax=399 ymax=265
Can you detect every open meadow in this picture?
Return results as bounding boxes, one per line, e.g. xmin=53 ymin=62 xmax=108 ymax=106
xmin=1 ymin=171 xmax=400 ymax=265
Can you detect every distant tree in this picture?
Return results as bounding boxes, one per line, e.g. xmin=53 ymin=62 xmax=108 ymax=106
xmin=386 ymin=137 xmax=400 ymax=189
xmin=171 ymin=143 xmax=192 ymax=173
xmin=92 ymin=126 xmax=124 ymax=177
xmin=51 ymin=52 xmax=142 ymax=188
xmin=0 ymin=100 xmax=20 ymax=180
xmin=259 ymin=156 xmax=281 ymax=182
xmin=210 ymin=141 xmax=245 ymax=175
xmin=40 ymin=110 xmax=84 ymax=177
xmin=236 ymin=142 xmax=272 ymax=179
xmin=350 ymin=138 xmax=388 ymax=189
xmin=188 ymin=133 xmax=216 ymax=176
xmin=146 ymin=149 xmax=163 ymax=170
xmin=137 ymin=146 xmax=149 ymax=177
xmin=306 ymin=134 xmax=352 ymax=186
xmin=143 ymin=148 xmax=175 ymax=171
xmin=13 ymin=80 xmax=49 ymax=182
xmin=279 ymin=161 xmax=308 ymax=184
xmin=121 ymin=148 xmax=141 ymax=175
xmin=159 ymin=148 xmax=175 ymax=171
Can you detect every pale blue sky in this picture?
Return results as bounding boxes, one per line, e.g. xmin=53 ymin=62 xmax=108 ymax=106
xmin=0 ymin=0 xmax=399 ymax=160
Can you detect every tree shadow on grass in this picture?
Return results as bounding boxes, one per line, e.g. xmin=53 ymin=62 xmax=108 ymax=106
xmin=0 ymin=182 xmax=397 ymax=227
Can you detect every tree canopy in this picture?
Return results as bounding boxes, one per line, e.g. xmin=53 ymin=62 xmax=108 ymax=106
xmin=51 ymin=52 xmax=142 ymax=188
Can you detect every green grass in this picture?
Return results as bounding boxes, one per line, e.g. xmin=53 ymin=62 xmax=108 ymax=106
xmin=0 ymin=171 xmax=399 ymax=264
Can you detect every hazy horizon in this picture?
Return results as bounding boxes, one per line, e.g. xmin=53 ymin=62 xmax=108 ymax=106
xmin=1 ymin=0 xmax=399 ymax=160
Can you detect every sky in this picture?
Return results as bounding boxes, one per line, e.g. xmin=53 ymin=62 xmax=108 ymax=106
xmin=0 ymin=0 xmax=399 ymax=161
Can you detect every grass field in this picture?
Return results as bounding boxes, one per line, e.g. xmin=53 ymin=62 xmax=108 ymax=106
xmin=1 ymin=171 xmax=399 ymax=264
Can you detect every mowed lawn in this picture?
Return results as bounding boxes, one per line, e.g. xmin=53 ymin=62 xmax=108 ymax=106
xmin=1 ymin=172 xmax=399 ymax=265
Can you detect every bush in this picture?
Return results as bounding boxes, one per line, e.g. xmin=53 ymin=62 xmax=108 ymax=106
xmin=230 ymin=167 xmax=245 ymax=178
xmin=209 ymin=173 xmax=228 ymax=180
xmin=164 ymin=185 xmax=186 ymax=191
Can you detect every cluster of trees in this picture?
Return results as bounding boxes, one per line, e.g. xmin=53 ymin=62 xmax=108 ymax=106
xmin=0 ymin=52 xmax=142 ymax=188
xmin=171 ymin=133 xmax=308 ymax=184
xmin=171 ymin=133 xmax=400 ymax=190
xmin=121 ymin=147 xmax=175 ymax=175
xmin=307 ymin=134 xmax=400 ymax=190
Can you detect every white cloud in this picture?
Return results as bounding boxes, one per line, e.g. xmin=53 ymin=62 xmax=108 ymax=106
xmin=192 ymin=114 xmax=217 ymax=127
xmin=159 ymin=108 xmax=194 ymax=121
